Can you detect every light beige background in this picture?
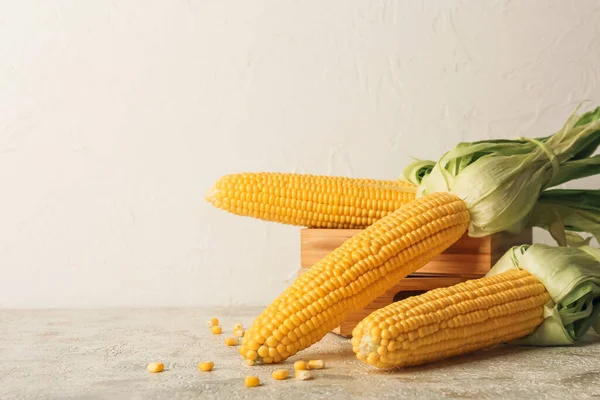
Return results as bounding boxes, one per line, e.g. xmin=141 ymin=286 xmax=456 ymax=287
xmin=1 ymin=1 xmax=599 ymax=308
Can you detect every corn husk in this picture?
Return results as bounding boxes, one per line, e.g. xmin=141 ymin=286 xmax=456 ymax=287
xmin=401 ymin=168 xmax=600 ymax=247
xmin=402 ymin=159 xmax=435 ymax=185
xmin=529 ymin=189 xmax=600 ymax=247
xmin=487 ymin=244 xmax=600 ymax=345
xmin=402 ymin=106 xmax=600 ymax=237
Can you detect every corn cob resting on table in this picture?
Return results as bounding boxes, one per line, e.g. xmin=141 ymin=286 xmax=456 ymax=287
xmin=207 ymin=106 xmax=600 ymax=366
xmin=240 ymin=192 xmax=470 ymax=364
xmin=352 ymin=244 xmax=600 ymax=369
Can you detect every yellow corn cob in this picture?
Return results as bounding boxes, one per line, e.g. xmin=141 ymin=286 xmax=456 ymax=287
xmin=239 ymin=192 xmax=470 ymax=364
xmin=351 ymin=269 xmax=550 ymax=369
xmin=206 ymin=172 xmax=416 ymax=229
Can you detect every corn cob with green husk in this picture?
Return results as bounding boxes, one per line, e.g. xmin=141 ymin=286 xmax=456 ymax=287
xmin=352 ymin=244 xmax=600 ymax=369
xmin=233 ymin=106 xmax=600 ymax=365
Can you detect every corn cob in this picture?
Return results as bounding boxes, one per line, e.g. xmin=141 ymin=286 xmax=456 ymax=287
xmin=207 ymin=172 xmax=416 ymax=229
xmin=239 ymin=192 xmax=470 ymax=364
xmin=351 ymin=269 xmax=550 ymax=369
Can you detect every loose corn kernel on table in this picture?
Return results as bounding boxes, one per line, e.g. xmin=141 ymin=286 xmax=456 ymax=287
xmin=2 ymin=307 xmax=599 ymax=400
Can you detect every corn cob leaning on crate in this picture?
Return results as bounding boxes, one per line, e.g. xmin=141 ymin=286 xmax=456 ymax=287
xmin=207 ymin=173 xmax=417 ymax=229
xmin=208 ymin=106 xmax=600 ymax=365
xmin=352 ymin=243 xmax=600 ymax=369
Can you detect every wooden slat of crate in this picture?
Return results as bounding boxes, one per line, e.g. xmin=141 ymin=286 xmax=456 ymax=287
xmin=299 ymin=227 xmax=532 ymax=337
xmin=300 ymin=228 xmax=532 ymax=278
xmin=332 ymin=276 xmax=470 ymax=337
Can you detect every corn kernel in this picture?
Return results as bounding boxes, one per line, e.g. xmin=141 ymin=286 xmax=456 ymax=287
xmin=257 ymin=345 xmax=269 ymax=357
xmin=224 ymin=337 xmax=239 ymax=346
xmin=295 ymin=370 xmax=312 ymax=380
xmin=308 ymin=360 xmax=325 ymax=369
xmin=246 ymin=350 xmax=258 ymax=361
xmin=233 ymin=323 xmax=243 ymax=330
xmin=293 ymin=360 xmax=307 ymax=370
xmin=233 ymin=328 xmax=245 ymax=337
xmin=246 ymin=360 xmax=255 ymax=366
xmin=207 ymin=318 xmax=219 ymax=327
xmin=198 ymin=361 xmax=214 ymax=372
xmin=271 ymin=369 xmax=289 ymax=380
xmin=244 ymin=376 xmax=260 ymax=387
xmin=146 ymin=362 xmax=164 ymax=373
xmin=211 ymin=326 xmax=223 ymax=334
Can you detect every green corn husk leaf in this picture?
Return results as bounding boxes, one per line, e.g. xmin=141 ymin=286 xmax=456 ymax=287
xmin=546 ymin=155 xmax=600 ymax=187
xmin=487 ymin=244 xmax=600 ymax=345
xmin=401 ymin=159 xmax=435 ymax=185
xmin=528 ymin=189 xmax=600 ymax=246
xmin=403 ymin=108 xmax=600 ymax=186
xmin=562 ymin=232 xmax=595 ymax=247
xmin=404 ymin=155 xmax=600 ymax=189
xmin=403 ymin=105 xmax=600 ymax=237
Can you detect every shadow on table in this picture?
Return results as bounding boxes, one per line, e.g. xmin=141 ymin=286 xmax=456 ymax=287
xmin=366 ymin=333 xmax=600 ymax=376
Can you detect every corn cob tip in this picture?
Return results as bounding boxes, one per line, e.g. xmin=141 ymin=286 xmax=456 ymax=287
xmin=351 ymin=332 xmax=378 ymax=364
xmin=206 ymin=186 xmax=217 ymax=203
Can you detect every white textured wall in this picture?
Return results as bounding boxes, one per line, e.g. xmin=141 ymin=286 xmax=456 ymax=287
xmin=1 ymin=1 xmax=599 ymax=308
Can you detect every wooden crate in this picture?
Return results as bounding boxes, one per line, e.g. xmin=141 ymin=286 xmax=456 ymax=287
xmin=299 ymin=228 xmax=532 ymax=337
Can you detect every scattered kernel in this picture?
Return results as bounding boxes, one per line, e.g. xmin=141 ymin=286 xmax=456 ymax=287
xmin=224 ymin=337 xmax=239 ymax=346
xmin=207 ymin=318 xmax=219 ymax=327
xmin=295 ymin=370 xmax=312 ymax=380
xmin=211 ymin=326 xmax=223 ymax=334
xmin=233 ymin=328 xmax=245 ymax=337
xmin=198 ymin=361 xmax=214 ymax=372
xmin=308 ymin=360 xmax=325 ymax=369
xmin=293 ymin=360 xmax=307 ymax=370
xmin=244 ymin=376 xmax=260 ymax=387
xmin=146 ymin=362 xmax=164 ymax=373
xmin=233 ymin=323 xmax=243 ymax=330
xmin=271 ymin=369 xmax=289 ymax=380
xmin=246 ymin=360 xmax=255 ymax=366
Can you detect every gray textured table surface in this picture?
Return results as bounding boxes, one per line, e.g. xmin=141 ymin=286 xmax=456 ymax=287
xmin=1 ymin=307 xmax=599 ymax=400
